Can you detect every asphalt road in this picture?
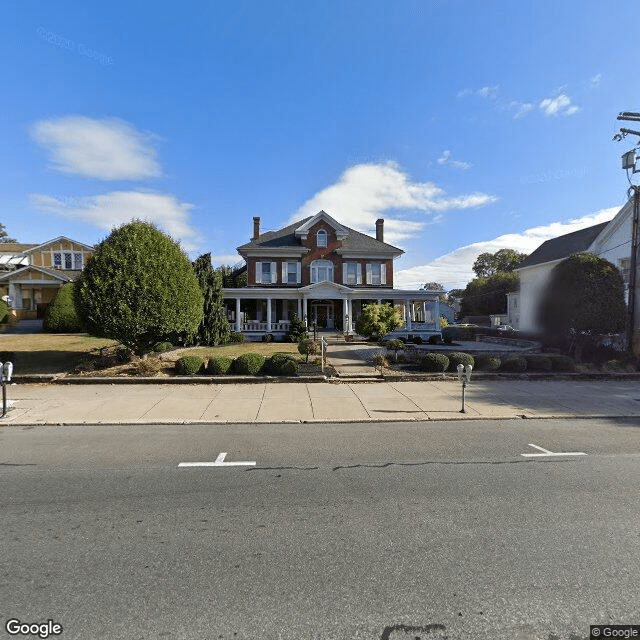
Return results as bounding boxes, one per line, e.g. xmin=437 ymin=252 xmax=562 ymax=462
xmin=2 ymin=418 xmax=640 ymax=640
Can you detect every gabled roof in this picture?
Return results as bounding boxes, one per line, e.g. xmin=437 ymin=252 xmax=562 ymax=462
xmin=294 ymin=211 xmax=349 ymax=240
xmin=516 ymin=221 xmax=610 ymax=269
xmin=237 ymin=211 xmax=404 ymax=257
xmin=23 ymin=236 xmax=94 ymax=253
xmin=0 ymin=265 xmax=72 ymax=282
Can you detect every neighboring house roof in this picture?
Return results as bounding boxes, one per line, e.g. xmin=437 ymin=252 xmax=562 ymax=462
xmin=0 ymin=265 xmax=73 ymax=282
xmin=517 ymin=221 xmax=610 ymax=269
xmin=237 ymin=211 xmax=404 ymax=257
xmin=0 ymin=243 xmax=38 ymax=253
xmin=23 ymin=236 xmax=94 ymax=253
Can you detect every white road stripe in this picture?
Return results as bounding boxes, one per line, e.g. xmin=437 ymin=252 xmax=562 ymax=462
xmin=179 ymin=452 xmax=256 ymax=467
xmin=521 ymin=443 xmax=587 ymax=457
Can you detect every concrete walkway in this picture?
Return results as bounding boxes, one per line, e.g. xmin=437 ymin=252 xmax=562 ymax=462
xmin=3 ymin=378 xmax=640 ymax=424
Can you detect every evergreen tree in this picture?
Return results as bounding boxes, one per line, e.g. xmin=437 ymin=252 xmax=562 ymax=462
xmin=0 ymin=223 xmax=16 ymax=243
xmin=193 ymin=253 xmax=231 ymax=345
xmin=74 ymin=220 xmax=203 ymax=356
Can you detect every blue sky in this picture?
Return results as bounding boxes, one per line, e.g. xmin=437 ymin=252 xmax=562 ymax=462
xmin=2 ymin=1 xmax=637 ymax=289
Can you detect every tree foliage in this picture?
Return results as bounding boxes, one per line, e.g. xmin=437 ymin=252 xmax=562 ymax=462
xmin=355 ymin=303 xmax=404 ymax=339
xmin=74 ymin=220 xmax=204 ymax=356
xmin=472 ymin=248 xmax=527 ymax=278
xmin=0 ymin=223 xmax=16 ymax=243
xmin=43 ymin=283 xmax=83 ymax=333
xmin=539 ymin=253 xmax=626 ymax=347
xmin=460 ymin=272 xmax=519 ymax=316
xmin=192 ymin=253 xmax=230 ymax=346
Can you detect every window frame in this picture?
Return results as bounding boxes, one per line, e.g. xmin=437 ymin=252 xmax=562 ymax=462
xmin=310 ymin=259 xmax=334 ymax=284
xmin=316 ymin=229 xmax=328 ymax=248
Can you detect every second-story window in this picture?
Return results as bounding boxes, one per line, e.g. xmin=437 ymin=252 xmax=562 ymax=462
xmin=261 ymin=262 xmax=273 ymax=283
xmin=316 ymin=229 xmax=328 ymax=248
xmin=366 ymin=262 xmax=386 ymax=285
xmin=310 ymin=259 xmax=333 ymax=283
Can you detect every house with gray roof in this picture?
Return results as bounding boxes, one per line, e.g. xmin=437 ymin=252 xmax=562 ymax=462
xmin=511 ymin=199 xmax=632 ymax=333
xmin=222 ymin=210 xmax=441 ymax=339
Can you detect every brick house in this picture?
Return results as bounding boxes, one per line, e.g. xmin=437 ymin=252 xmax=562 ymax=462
xmin=222 ymin=210 xmax=441 ymax=339
xmin=0 ymin=237 xmax=94 ymax=320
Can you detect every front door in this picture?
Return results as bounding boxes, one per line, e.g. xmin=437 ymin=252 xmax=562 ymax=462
xmin=316 ymin=305 xmax=328 ymax=328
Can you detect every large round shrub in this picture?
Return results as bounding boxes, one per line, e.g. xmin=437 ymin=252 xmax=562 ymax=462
xmin=0 ymin=299 xmax=9 ymax=324
xmin=499 ymin=356 xmax=527 ymax=372
xmin=298 ymin=338 xmax=319 ymax=363
xmin=524 ymin=354 xmax=552 ymax=372
xmin=547 ymin=354 xmax=577 ymax=372
xmin=447 ymin=352 xmax=474 ymax=372
xmin=175 ymin=355 xmax=205 ymax=375
xmin=74 ymin=220 xmax=204 ymax=356
xmin=419 ymin=352 xmax=449 ymax=372
xmin=43 ymin=283 xmax=83 ymax=333
xmin=233 ymin=353 xmax=266 ymax=375
xmin=207 ymin=355 xmax=234 ymax=375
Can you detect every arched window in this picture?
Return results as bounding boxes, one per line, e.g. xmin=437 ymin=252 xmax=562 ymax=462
xmin=310 ymin=259 xmax=333 ymax=283
xmin=316 ymin=229 xmax=328 ymax=248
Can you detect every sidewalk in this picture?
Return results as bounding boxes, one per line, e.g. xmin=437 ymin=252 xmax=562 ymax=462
xmin=3 ymin=378 xmax=640 ymax=424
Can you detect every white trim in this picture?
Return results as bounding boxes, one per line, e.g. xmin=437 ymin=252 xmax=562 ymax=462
xmin=294 ymin=210 xmax=350 ymax=240
xmin=23 ymin=236 xmax=94 ymax=253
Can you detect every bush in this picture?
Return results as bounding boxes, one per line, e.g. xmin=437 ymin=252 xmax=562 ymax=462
xmin=286 ymin=313 xmax=308 ymax=343
xmin=43 ymin=284 xmax=83 ymax=333
xmin=175 ymin=355 xmax=206 ymax=375
xmin=131 ymin=358 xmax=163 ymax=376
xmin=264 ymin=353 xmax=298 ymax=376
xmin=413 ymin=335 xmax=424 ymax=345
xmin=524 ymin=354 xmax=552 ymax=372
xmin=233 ymin=353 xmax=266 ymax=375
xmin=298 ymin=338 xmax=319 ymax=363
xmin=355 ymin=303 xmax=403 ymax=340
xmin=547 ymin=354 xmax=577 ymax=372
xmin=0 ymin=299 xmax=9 ymax=324
xmin=207 ymin=356 xmax=234 ymax=375
xmin=74 ymin=220 xmax=203 ymax=356
xmin=474 ymin=355 xmax=501 ymax=371
xmin=419 ymin=352 xmax=450 ymax=372
xmin=153 ymin=341 xmax=174 ymax=353
xmin=371 ymin=352 xmax=389 ymax=371
xmin=427 ymin=335 xmax=440 ymax=345
xmin=447 ymin=352 xmax=474 ymax=371
xmin=229 ymin=331 xmax=245 ymax=343
xmin=261 ymin=333 xmax=274 ymax=343
xmin=443 ymin=335 xmax=453 ymax=345
xmin=115 ymin=346 xmax=132 ymax=363
xmin=499 ymin=356 xmax=527 ymax=372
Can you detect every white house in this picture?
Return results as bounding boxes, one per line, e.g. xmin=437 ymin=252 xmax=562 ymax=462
xmin=512 ymin=199 xmax=632 ymax=333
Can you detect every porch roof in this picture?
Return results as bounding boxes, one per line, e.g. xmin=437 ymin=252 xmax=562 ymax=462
xmin=222 ymin=284 xmax=440 ymax=301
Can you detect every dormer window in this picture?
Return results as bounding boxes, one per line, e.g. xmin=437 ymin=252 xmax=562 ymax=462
xmin=316 ymin=229 xmax=328 ymax=248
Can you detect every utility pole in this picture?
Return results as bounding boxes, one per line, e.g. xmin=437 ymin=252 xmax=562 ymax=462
xmin=614 ymin=112 xmax=640 ymax=356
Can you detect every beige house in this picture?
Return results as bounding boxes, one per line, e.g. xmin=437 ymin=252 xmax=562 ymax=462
xmin=0 ymin=237 xmax=94 ymax=320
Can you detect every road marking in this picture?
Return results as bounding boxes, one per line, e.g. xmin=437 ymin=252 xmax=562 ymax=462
xmin=178 ymin=452 xmax=256 ymax=467
xmin=521 ymin=443 xmax=587 ymax=457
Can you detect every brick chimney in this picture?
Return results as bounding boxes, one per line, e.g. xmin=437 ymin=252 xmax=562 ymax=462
xmin=376 ymin=218 xmax=384 ymax=242
xmin=253 ymin=216 xmax=260 ymax=240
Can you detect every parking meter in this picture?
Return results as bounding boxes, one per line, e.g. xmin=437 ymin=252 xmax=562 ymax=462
xmin=3 ymin=362 xmax=12 ymax=381
xmin=456 ymin=364 xmax=472 ymax=413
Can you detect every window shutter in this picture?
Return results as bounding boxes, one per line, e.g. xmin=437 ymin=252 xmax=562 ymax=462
xmin=271 ymin=262 xmax=277 ymax=284
xmin=296 ymin=262 xmax=301 ymax=283
xmin=381 ymin=263 xmax=386 ymax=285
xmin=255 ymin=262 xmax=262 ymax=283
xmin=282 ymin=262 xmax=287 ymax=283
xmin=366 ymin=263 xmax=372 ymax=285
xmin=357 ymin=263 xmax=362 ymax=285
xmin=342 ymin=262 xmax=348 ymax=285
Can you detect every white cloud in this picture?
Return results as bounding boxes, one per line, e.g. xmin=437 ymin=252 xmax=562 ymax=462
xmin=395 ymin=206 xmax=620 ymax=290
xmin=30 ymin=116 xmax=162 ymax=180
xmin=29 ymin=190 xmax=201 ymax=250
xmin=211 ymin=254 xmax=244 ymax=267
xmin=513 ymin=102 xmax=534 ymax=119
xmin=457 ymin=85 xmax=499 ymax=99
xmin=539 ymin=94 xmax=580 ymax=117
xmin=590 ymin=73 xmax=602 ymax=88
xmin=290 ymin=162 xmax=498 ymax=244
xmin=437 ymin=150 xmax=472 ymax=170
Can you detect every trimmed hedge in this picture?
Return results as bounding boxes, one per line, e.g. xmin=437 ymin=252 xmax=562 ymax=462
xmin=547 ymin=354 xmax=577 ymax=372
xmin=229 ymin=331 xmax=245 ymax=343
xmin=207 ymin=355 xmax=234 ymax=375
xmin=524 ymin=354 xmax=552 ymax=372
xmin=233 ymin=353 xmax=266 ymax=375
xmin=419 ymin=352 xmax=450 ymax=372
xmin=499 ymin=356 xmax=527 ymax=372
xmin=447 ymin=352 xmax=474 ymax=372
xmin=175 ymin=355 xmax=206 ymax=375
xmin=474 ymin=355 xmax=501 ymax=371
xmin=264 ymin=353 xmax=298 ymax=376
xmin=153 ymin=341 xmax=174 ymax=353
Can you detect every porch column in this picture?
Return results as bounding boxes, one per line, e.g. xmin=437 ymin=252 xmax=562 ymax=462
xmin=347 ymin=299 xmax=353 ymax=333
xmin=422 ymin=302 xmax=427 ymax=323
xmin=235 ymin=298 xmax=241 ymax=332
xmin=342 ymin=298 xmax=349 ymax=335
xmin=266 ymin=297 xmax=272 ymax=331
xmin=405 ymin=300 xmax=412 ymax=331
xmin=303 ymin=297 xmax=308 ymax=326
xmin=434 ymin=297 xmax=440 ymax=332
xmin=297 ymin=298 xmax=302 ymax=319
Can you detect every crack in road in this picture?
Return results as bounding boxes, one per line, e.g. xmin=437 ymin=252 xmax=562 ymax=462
xmin=332 ymin=458 xmax=583 ymax=471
